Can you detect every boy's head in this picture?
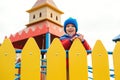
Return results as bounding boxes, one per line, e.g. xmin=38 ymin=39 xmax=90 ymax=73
xmin=64 ymin=17 xmax=78 ymax=33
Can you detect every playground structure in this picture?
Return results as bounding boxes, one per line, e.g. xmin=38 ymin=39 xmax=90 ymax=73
xmin=1 ymin=0 xmax=120 ymax=80
xmin=0 ymin=37 xmax=120 ymax=80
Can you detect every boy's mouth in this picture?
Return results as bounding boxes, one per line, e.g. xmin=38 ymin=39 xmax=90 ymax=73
xmin=68 ymin=30 xmax=74 ymax=33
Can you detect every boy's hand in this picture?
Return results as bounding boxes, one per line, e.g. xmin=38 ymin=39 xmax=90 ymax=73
xmin=77 ymin=33 xmax=85 ymax=42
xmin=70 ymin=36 xmax=77 ymax=41
xmin=78 ymin=34 xmax=84 ymax=41
xmin=70 ymin=34 xmax=85 ymax=42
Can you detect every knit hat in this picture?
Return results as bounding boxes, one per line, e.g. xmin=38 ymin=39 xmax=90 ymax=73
xmin=64 ymin=17 xmax=78 ymax=33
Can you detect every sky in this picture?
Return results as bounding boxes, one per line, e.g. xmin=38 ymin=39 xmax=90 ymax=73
xmin=0 ymin=0 xmax=120 ymax=51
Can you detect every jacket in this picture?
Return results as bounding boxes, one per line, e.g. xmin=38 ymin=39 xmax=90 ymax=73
xmin=60 ymin=34 xmax=91 ymax=50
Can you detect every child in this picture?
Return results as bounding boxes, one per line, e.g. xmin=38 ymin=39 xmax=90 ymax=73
xmin=60 ymin=17 xmax=91 ymax=80
xmin=60 ymin=17 xmax=91 ymax=50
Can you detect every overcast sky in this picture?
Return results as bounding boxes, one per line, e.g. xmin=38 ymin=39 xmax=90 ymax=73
xmin=0 ymin=0 xmax=120 ymax=51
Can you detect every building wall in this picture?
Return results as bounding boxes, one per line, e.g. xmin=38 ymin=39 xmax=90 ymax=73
xmin=29 ymin=7 xmax=61 ymax=26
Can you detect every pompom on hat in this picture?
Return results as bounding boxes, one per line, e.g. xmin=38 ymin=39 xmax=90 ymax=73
xmin=64 ymin=17 xmax=78 ymax=33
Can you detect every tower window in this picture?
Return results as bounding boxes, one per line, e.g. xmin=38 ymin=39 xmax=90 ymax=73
xmin=33 ymin=14 xmax=35 ymax=19
xmin=56 ymin=16 xmax=58 ymax=20
xmin=39 ymin=12 xmax=42 ymax=17
xmin=50 ymin=13 xmax=53 ymax=18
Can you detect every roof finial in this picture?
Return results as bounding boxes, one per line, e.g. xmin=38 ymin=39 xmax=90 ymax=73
xmin=5 ymin=36 xmax=7 ymax=39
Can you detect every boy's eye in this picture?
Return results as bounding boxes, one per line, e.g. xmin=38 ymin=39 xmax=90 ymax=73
xmin=71 ymin=25 xmax=74 ymax=27
xmin=66 ymin=25 xmax=74 ymax=27
xmin=67 ymin=26 xmax=70 ymax=27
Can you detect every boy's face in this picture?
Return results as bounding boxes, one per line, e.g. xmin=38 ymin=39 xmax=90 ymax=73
xmin=66 ymin=24 xmax=76 ymax=36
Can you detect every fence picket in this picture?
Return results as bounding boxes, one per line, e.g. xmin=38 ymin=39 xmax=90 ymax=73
xmin=113 ymin=41 xmax=120 ymax=80
xmin=21 ymin=38 xmax=40 ymax=80
xmin=92 ymin=40 xmax=110 ymax=80
xmin=0 ymin=39 xmax=16 ymax=80
xmin=46 ymin=38 xmax=66 ymax=80
xmin=69 ymin=39 xmax=88 ymax=80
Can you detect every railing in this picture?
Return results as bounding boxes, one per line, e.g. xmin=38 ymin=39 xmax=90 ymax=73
xmin=0 ymin=37 xmax=120 ymax=80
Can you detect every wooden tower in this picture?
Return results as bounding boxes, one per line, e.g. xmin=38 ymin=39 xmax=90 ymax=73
xmin=9 ymin=0 xmax=65 ymax=49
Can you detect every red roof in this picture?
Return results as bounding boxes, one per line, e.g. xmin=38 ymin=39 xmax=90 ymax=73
xmin=9 ymin=24 xmax=65 ymax=42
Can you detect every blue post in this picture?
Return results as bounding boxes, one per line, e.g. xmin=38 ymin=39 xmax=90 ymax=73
xmin=45 ymin=32 xmax=51 ymax=49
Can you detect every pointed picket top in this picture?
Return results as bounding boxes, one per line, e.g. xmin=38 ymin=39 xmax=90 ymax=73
xmin=46 ymin=38 xmax=66 ymax=80
xmin=92 ymin=40 xmax=110 ymax=80
xmin=69 ymin=38 xmax=88 ymax=80
xmin=113 ymin=41 xmax=120 ymax=80
xmin=0 ymin=38 xmax=16 ymax=80
xmin=21 ymin=37 xmax=41 ymax=80
xmin=1 ymin=38 xmax=15 ymax=50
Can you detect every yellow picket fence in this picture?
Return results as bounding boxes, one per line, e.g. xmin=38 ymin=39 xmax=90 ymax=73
xmin=0 ymin=37 xmax=120 ymax=80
